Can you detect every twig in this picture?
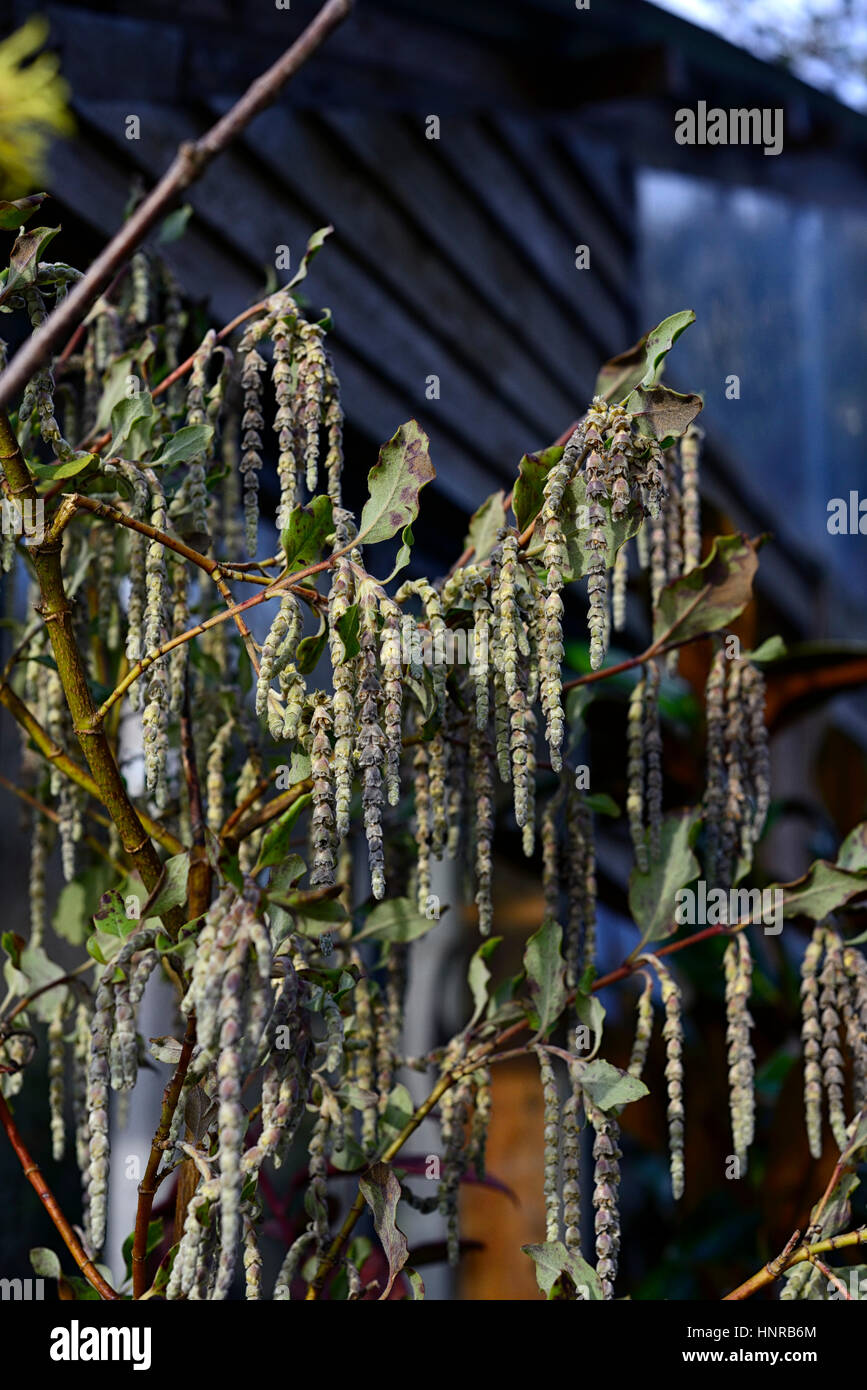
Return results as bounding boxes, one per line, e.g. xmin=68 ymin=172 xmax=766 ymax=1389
xmin=0 ymin=0 xmax=356 ymax=409
xmin=723 ymin=1228 xmax=867 ymax=1300
xmin=132 ymin=1013 xmax=197 ymax=1299
xmin=0 ymin=1090 xmax=120 ymax=1299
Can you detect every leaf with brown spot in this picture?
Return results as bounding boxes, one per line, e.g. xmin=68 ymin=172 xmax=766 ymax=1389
xmin=358 ymin=420 xmax=435 ymax=546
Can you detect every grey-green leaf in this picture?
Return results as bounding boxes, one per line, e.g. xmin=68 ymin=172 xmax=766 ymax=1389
xmin=629 ymin=810 xmax=701 ymax=947
xmin=652 ymin=534 xmax=759 ymax=646
xmin=358 ymin=420 xmax=435 ymax=546
xmin=522 ymin=1240 xmax=604 ymax=1300
xmin=354 ymin=897 xmax=437 ymax=944
xmin=523 ymin=919 xmax=567 ymax=1036
xmin=578 ymin=1058 xmax=649 ymax=1111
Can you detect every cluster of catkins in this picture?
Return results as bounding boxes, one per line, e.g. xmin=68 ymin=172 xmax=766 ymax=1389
xmin=15 ymin=238 xmax=850 ymax=1304
xmin=702 ymin=650 xmax=770 ymax=887
xmin=800 ymin=922 xmax=867 ymax=1159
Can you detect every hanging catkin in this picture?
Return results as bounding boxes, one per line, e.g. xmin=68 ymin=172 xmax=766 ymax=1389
xmin=818 ymin=927 xmax=848 ymax=1151
xmin=562 ymin=1057 xmax=583 ymax=1257
xmin=239 ymin=346 xmax=266 ymax=554
xmin=380 ymin=601 xmax=403 ymax=807
xmin=800 ymin=924 xmax=825 ymax=1160
xmin=587 ymin=1098 xmax=621 ymax=1300
xmin=627 ymin=972 xmax=654 ymax=1080
xmin=703 ymin=649 xmax=727 ymax=885
xmin=356 ymin=582 xmax=386 ymax=899
xmin=539 ymin=458 xmax=572 ymax=770
xmin=542 ymin=784 xmax=562 ymax=922
xmin=296 ymin=320 xmax=326 ymax=494
xmin=565 ymin=786 xmax=596 ymax=985
xmin=842 ymin=946 xmax=867 ymax=1113
xmin=206 ymin=718 xmax=235 ymax=834
xmin=535 ymin=1046 xmax=561 ymax=1243
xmin=322 ymin=352 xmax=344 ymax=506
xmin=329 ymin=561 xmax=356 ymax=836
xmin=679 ymin=424 xmax=702 ymax=572
xmin=48 ymin=1000 xmax=66 ymax=1162
xmin=644 ymin=659 xmax=662 ymax=861
xmin=310 ymin=695 xmax=336 ymax=888
xmin=643 ymin=953 xmax=685 ymax=1199
xmin=724 ymin=933 xmax=755 ymax=1172
xmin=408 ymin=744 xmax=431 ymax=920
xmin=469 ymin=728 xmax=494 ymax=935
xmin=271 ymin=314 xmax=299 ymax=530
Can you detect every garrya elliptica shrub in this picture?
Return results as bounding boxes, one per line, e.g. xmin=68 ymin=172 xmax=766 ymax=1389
xmin=0 ymin=207 xmax=866 ymax=1304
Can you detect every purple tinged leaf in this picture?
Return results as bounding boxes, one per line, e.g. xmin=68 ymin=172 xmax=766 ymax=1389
xmin=359 ymin=1161 xmax=411 ymax=1300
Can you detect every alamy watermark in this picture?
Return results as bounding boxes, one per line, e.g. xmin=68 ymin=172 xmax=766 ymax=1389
xmin=0 ymin=1276 xmax=44 ymax=1299
xmin=675 ymin=882 xmax=783 ymax=934
xmin=675 ymin=102 xmax=783 ymax=157
xmin=1 ymin=497 xmax=44 ymax=545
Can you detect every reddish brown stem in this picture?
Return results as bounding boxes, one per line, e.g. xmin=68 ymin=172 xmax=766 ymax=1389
xmin=0 ymin=1090 xmax=120 ymax=1299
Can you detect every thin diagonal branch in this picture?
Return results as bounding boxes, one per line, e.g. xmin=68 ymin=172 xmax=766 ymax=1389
xmin=0 ymin=0 xmax=355 ymax=409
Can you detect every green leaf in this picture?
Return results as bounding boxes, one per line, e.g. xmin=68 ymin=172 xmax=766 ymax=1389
xmin=87 ymin=888 xmax=143 ymax=965
xmin=629 ymin=810 xmax=701 ymax=947
xmin=0 ymin=225 xmax=60 ymax=303
xmin=772 ymin=861 xmax=867 ymax=921
xmin=151 ymin=423 xmax=214 ymax=468
xmin=523 ymin=920 xmax=567 ymax=1036
xmin=3 ymin=943 xmax=66 ymax=1021
xmin=110 ymin=391 xmax=156 ymax=457
xmin=29 ymin=1247 xmax=61 ymax=1280
xmin=29 ymin=450 xmax=97 ymax=480
xmin=146 ymin=853 xmax=190 ymax=918
xmin=358 ymin=1161 xmax=411 ymax=1300
xmin=556 ymin=472 xmax=643 ymax=582
xmin=838 ymin=823 xmax=867 ymax=874
xmin=584 ymin=792 xmax=620 ymax=818
xmin=0 ymin=193 xmax=47 ymax=231
xmin=158 ymin=204 xmax=193 ymax=243
xmin=522 ymin=1240 xmax=604 ymax=1300
xmin=94 ymin=344 xmax=155 ymax=435
xmin=295 ymin=613 xmax=328 ymax=674
xmin=122 ymin=1219 xmax=163 ymax=1281
xmin=624 ymin=384 xmax=703 ymax=447
xmin=255 ymin=794 xmax=312 ymax=872
xmin=595 ymin=310 xmax=696 ymax=402
xmin=578 ymin=1058 xmax=649 ymax=1110
xmin=1 ymin=931 xmax=23 ymax=970
xmin=62 ymin=1276 xmax=101 ymax=1301
xmin=378 ymin=1083 xmax=414 ymax=1148
xmin=404 ymin=1267 xmax=425 ymax=1300
xmin=383 ymin=523 xmax=414 ymax=583
xmin=354 ymin=897 xmax=437 ymax=945
xmin=512 ymin=446 xmax=564 ymax=533
xmin=358 ymin=420 xmax=435 ymax=546
xmin=285 ymin=225 xmax=333 ymax=292
xmin=743 ymin=634 xmax=787 ymax=664
xmin=466 ymin=937 xmax=502 ymax=1029
xmin=574 ymin=990 xmax=605 ymax=1054
xmin=464 ymin=489 xmax=507 ymax=562
xmin=334 ymin=604 xmax=359 ymax=662
xmin=652 ymin=534 xmax=759 ymax=646
xmin=268 ymin=854 xmax=306 ymax=895
xmin=52 ymin=862 xmax=115 ymax=946
xmin=280 ymin=494 xmax=334 ymax=569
